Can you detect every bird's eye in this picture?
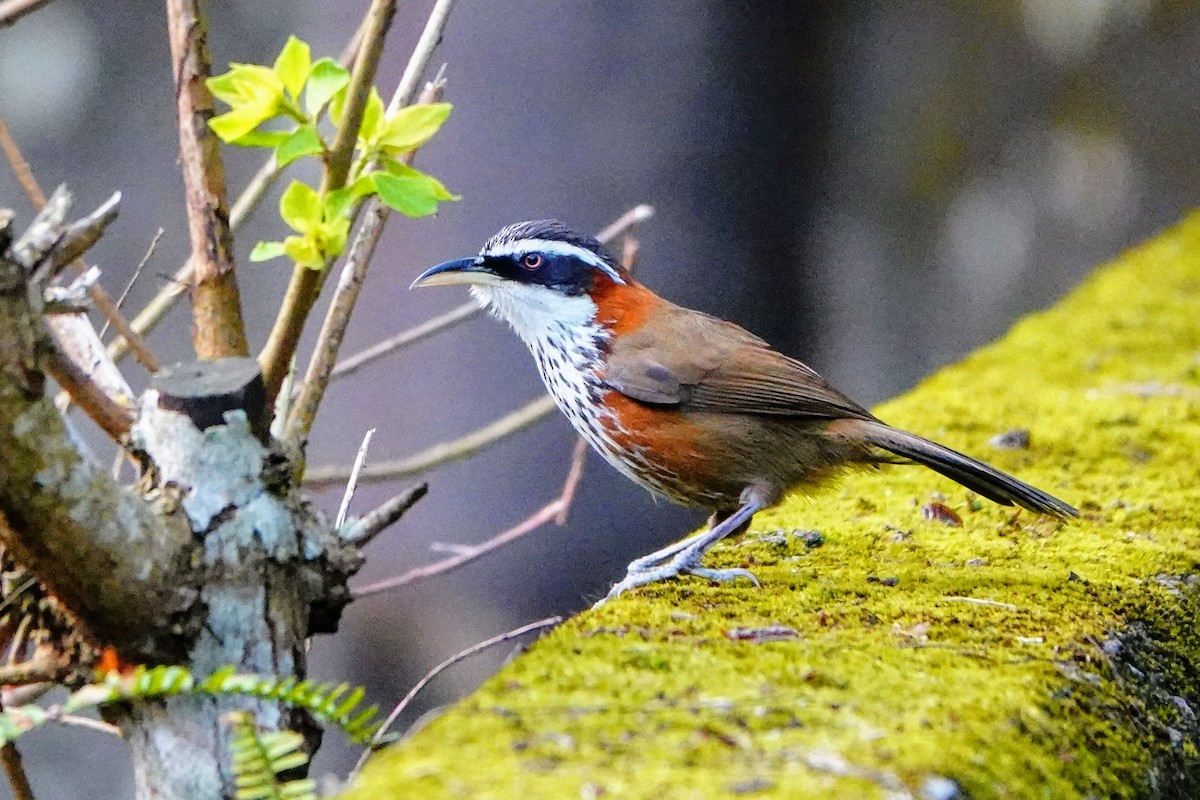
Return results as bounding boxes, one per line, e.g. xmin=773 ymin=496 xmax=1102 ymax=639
xmin=520 ymin=253 xmax=543 ymax=270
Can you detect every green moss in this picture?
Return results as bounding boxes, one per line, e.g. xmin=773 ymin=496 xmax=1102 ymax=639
xmin=343 ymin=214 xmax=1200 ymax=799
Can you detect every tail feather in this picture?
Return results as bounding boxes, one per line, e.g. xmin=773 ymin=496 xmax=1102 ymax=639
xmin=853 ymin=420 xmax=1078 ymax=519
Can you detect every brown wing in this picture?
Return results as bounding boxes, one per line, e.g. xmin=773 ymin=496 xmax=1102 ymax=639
xmin=603 ymin=302 xmax=874 ymax=421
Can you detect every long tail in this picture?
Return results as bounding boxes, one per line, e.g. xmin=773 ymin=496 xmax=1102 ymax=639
xmin=849 ymin=419 xmax=1078 ymax=519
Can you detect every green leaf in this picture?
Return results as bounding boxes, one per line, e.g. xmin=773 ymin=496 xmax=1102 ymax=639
xmin=210 ymin=106 xmax=273 ymax=143
xmin=274 ymin=125 xmax=323 ymax=168
xmin=378 ymin=102 xmax=452 ymax=151
xmin=279 ymin=181 xmax=321 ymax=232
xmin=283 ymin=234 xmax=324 ymax=269
xmin=272 ymin=36 xmax=311 ymax=99
xmin=358 ymin=88 xmax=386 ymax=145
xmin=249 ymin=241 xmax=287 ymax=262
xmin=229 ymin=129 xmax=292 ymax=148
xmin=324 ymin=173 xmax=376 ymax=220
xmin=382 ymin=161 xmax=460 ymax=201
xmin=372 ymin=172 xmax=445 ymax=217
xmin=207 ymin=64 xmax=287 ymax=142
xmin=305 ymin=58 xmax=350 ymax=116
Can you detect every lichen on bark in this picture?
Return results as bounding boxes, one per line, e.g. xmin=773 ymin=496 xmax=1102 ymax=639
xmin=340 ymin=212 xmax=1200 ymax=799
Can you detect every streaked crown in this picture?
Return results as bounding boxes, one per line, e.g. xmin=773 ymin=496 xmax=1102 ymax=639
xmin=476 ymin=220 xmax=626 ymax=295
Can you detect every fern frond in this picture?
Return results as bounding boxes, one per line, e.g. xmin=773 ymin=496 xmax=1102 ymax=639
xmin=226 ymin=711 xmax=317 ymax=800
xmin=0 ymin=664 xmax=381 ymax=747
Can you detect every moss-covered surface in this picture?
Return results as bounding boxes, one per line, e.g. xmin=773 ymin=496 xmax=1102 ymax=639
xmin=343 ymin=215 xmax=1200 ymax=799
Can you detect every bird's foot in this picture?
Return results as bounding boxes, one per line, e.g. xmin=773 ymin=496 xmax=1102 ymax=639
xmin=592 ymin=553 xmax=760 ymax=609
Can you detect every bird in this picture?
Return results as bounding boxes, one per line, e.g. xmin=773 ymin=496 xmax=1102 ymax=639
xmin=411 ymin=220 xmax=1078 ymax=604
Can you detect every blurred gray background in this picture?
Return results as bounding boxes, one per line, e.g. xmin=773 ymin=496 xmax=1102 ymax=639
xmin=1 ymin=0 xmax=1195 ymax=796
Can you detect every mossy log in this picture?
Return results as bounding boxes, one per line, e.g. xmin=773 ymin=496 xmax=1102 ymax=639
xmin=342 ymin=214 xmax=1200 ymax=799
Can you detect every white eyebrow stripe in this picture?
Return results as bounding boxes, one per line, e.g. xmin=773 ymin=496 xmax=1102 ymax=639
xmin=483 ymin=238 xmax=625 ymax=284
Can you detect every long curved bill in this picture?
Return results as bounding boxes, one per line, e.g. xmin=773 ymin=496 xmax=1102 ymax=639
xmin=410 ymin=257 xmax=502 ymax=289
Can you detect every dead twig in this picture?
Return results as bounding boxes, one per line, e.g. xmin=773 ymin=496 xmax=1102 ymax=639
xmin=259 ymin=0 xmax=399 ymax=404
xmin=100 ymin=228 xmax=162 ymax=341
xmin=0 ymin=115 xmax=44 ymax=206
xmin=0 ymin=738 xmax=34 ymax=800
xmin=305 ymin=395 xmax=556 ymax=489
xmin=330 ymin=300 xmax=476 ymax=382
xmin=353 ymin=429 xmax=588 ymax=597
xmin=336 ymin=428 xmax=377 ymax=529
xmin=0 ymin=121 xmax=159 ymax=372
xmin=0 ymin=0 xmax=51 ymax=27
xmin=165 ymin=0 xmax=249 ymax=359
xmin=351 ymin=615 xmax=561 ymax=777
xmin=342 ymin=483 xmax=428 ymax=547
xmin=42 ymin=333 xmax=136 ymax=440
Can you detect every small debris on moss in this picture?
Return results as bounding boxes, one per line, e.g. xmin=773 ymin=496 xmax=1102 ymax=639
xmin=724 ymin=624 xmax=800 ymax=643
xmin=989 ymin=428 xmax=1031 ymax=449
xmin=922 ymin=502 xmax=963 ymax=527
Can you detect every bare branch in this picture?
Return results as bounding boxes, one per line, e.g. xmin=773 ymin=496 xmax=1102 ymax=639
xmin=0 ymin=647 xmax=62 ymax=688
xmin=0 ymin=118 xmax=159 ymax=372
xmin=341 ymin=482 xmax=428 ymax=547
xmin=0 ymin=738 xmax=34 ymax=800
xmin=305 ymin=395 xmax=556 ymax=489
xmin=42 ymin=326 xmax=136 ymax=440
xmin=33 ymin=191 xmax=121 ymax=282
xmin=0 ymin=114 xmax=45 ymax=206
xmin=0 ymin=0 xmax=52 ymax=28
xmin=283 ymin=79 xmax=446 ymax=445
xmin=259 ymin=0 xmax=399 ymax=404
xmin=165 ymin=0 xmax=250 ymax=359
xmin=389 ymin=0 xmax=458 ymax=113
xmin=352 ymin=615 xmax=561 ymax=777
xmin=331 ymin=300 xmax=476 ymax=382
xmin=352 ymin=435 xmax=587 ymax=597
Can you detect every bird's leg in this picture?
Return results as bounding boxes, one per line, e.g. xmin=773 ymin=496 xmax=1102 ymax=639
xmin=595 ymin=491 xmax=768 ymax=607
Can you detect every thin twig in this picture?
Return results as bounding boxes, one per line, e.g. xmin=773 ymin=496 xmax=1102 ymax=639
xmin=0 ymin=647 xmax=62 ymax=688
xmin=57 ymin=715 xmax=122 ymax=737
xmin=0 ymin=115 xmax=45 ymax=206
xmin=165 ymin=0 xmax=250 ymax=359
xmin=0 ymin=0 xmax=52 ymax=28
xmin=259 ymin=0 xmax=398 ymax=404
xmin=388 ymin=0 xmax=457 ymax=113
xmin=336 ymin=428 xmax=377 ymax=529
xmin=0 ymin=119 xmax=159 ymax=371
xmin=283 ymin=78 xmax=445 ymax=445
xmin=342 ymin=482 xmax=428 ymax=547
xmin=100 ymin=228 xmax=162 ymax=340
xmin=352 ymin=436 xmax=588 ymax=597
xmin=305 ymin=395 xmax=556 ymax=489
xmin=330 ymin=300 xmax=476 ymax=382
xmin=351 ymin=615 xmax=561 ymax=777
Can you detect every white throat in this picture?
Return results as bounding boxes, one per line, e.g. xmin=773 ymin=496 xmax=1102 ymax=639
xmin=470 ymin=281 xmax=608 ymax=421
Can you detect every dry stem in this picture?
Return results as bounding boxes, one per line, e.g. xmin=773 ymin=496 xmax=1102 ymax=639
xmin=165 ymin=0 xmax=249 ymax=359
xmin=305 ymin=395 xmax=556 ymax=488
xmin=352 ymin=430 xmax=589 ymax=597
xmin=352 ymin=614 xmax=561 ymax=777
